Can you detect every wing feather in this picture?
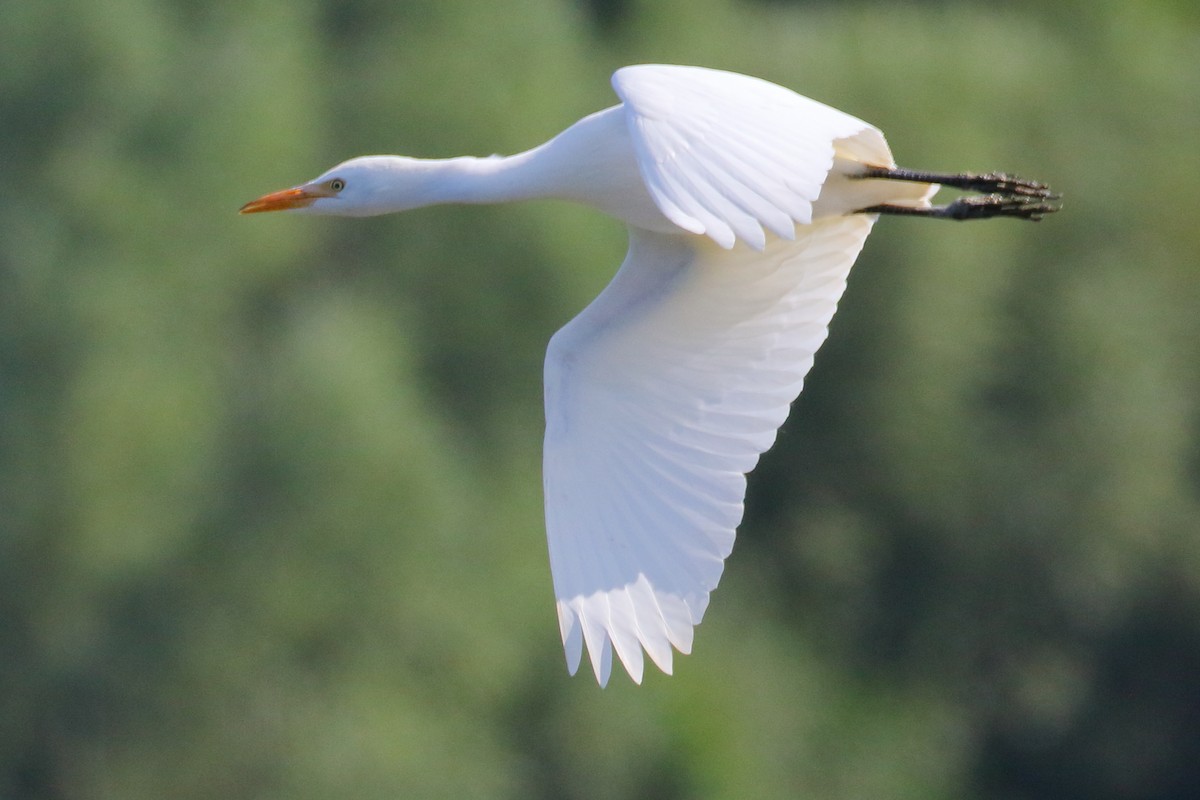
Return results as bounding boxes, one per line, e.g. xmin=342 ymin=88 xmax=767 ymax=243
xmin=544 ymin=215 xmax=875 ymax=684
xmin=613 ymin=64 xmax=884 ymax=249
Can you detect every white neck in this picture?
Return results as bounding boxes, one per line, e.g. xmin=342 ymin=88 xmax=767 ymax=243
xmin=420 ymin=152 xmax=552 ymax=206
xmin=349 ymin=151 xmax=557 ymax=216
xmin=346 ymin=105 xmax=667 ymax=231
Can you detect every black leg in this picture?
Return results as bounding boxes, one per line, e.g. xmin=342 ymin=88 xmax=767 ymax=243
xmin=856 ymin=165 xmax=1061 ymax=221
xmin=858 ymin=166 xmax=1057 ymax=199
xmin=861 ymin=194 xmax=1060 ymax=222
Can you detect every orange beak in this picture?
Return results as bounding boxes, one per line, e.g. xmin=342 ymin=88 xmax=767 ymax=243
xmin=239 ymin=186 xmax=317 ymax=214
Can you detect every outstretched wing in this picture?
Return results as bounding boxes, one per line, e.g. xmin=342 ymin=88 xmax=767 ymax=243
xmin=543 ymin=215 xmax=876 ymax=685
xmin=612 ymin=64 xmax=892 ymax=250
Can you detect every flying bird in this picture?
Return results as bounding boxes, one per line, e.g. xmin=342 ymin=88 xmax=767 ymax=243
xmin=241 ymin=64 xmax=1059 ymax=686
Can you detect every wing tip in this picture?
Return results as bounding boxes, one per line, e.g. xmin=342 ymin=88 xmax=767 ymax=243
xmin=558 ymin=588 xmax=702 ymax=686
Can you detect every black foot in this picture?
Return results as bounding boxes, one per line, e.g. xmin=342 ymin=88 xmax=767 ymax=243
xmin=863 ymin=194 xmax=1060 ymax=222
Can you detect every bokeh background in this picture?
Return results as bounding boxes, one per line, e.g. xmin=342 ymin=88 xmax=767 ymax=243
xmin=3 ymin=0 xmax=1199 ymax=797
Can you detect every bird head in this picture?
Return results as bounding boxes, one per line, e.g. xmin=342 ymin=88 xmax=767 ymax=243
xmin=239 ymin=156 xmax=435 ymax=217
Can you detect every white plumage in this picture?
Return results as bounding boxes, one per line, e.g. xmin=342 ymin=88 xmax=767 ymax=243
xmin=544 ymin=218 xmax=874 ymax=685
xmin=241 ymin=64 xmax=1055 ymax=686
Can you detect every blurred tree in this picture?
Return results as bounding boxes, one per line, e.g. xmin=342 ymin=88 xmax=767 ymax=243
xmin=1 ymin=0 xmax=1198 ymax=798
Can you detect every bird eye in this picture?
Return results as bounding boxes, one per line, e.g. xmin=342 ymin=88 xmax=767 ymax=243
xmin=329 ymin=178 xmax=346 ymax=192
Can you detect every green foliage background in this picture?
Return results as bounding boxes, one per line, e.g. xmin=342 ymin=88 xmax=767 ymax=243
xmin=3 ymin=0 xmax=1199 ymax=797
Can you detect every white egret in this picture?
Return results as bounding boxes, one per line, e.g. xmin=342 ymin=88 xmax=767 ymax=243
xmin=242 ymin=64 xmax=1058 ymax=686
